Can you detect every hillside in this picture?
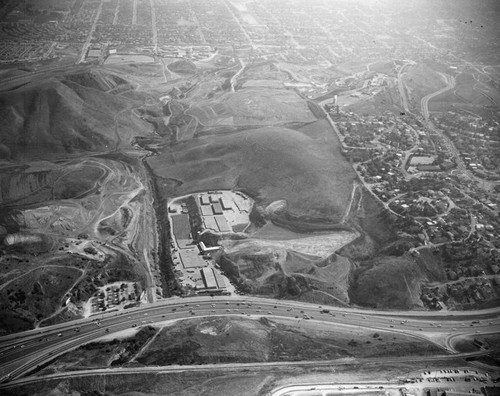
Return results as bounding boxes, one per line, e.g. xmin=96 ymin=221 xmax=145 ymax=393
xmin=218 ymin=242 xmax=354 ymax=305
xmin=350 ymin=255 xmax=427 ymax=309
xmin=402 ymin=64 xmax=446 ymax=111
xmin=0 ymin=70 xmax=151 ymax=160
xmin=147 ymin=125 xmax=356 ymax=223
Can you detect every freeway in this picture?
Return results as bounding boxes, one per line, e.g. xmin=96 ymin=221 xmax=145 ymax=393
xmin=397 ymin=62 xmax=414 ymax=114
xmin=1 ymin=296 xmax=499 ymax=383
xmin=0 ymin=65 xmax=91 ymax=92
xmin=420 ymin=72 xmax=456 ymax=121
xmin=1 ymin=351 xmax=495 ymax=392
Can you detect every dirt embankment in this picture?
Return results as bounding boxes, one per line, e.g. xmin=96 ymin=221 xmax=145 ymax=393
xmin=143 ymin=160 xmax=181 ymax=298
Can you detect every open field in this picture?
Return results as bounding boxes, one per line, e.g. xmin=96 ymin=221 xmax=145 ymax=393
xmin=36 ymin=316 xmax=443 ymax=372
xmin=184 ymin=87 xmax=317 ymax=129
xmin=430 ymin=72 xmax=500 ymax=115
xmin=402 ymin=64 xmax=446 ymax=111
xmin=225 ymin=88 xmax=317 ymax=126
xmin=223 ymin=232 xmax=357 ymax=260
xmin=2 ymin=357 xmax=476 ymax=396
xmin=104 ymin=54 xmax=155 ymax=65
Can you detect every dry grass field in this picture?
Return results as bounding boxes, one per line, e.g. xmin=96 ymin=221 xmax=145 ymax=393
xmin=430 ymin=71 xmax=500 ymax=115
xmin=38 ymin=316 xmax=442 ymax=372
xmin=147 ymin=124 xmax=355 ymax=222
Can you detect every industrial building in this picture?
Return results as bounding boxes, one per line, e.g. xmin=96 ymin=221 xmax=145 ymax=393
xmin=198 ymin=267 xmax=226 ymax=291
xmin=200 ymin=267 xmax=218 ymax=289
xmin=200 ymin=205 xmax=213 ymax=216
xmin=212 ymin=202 xmax=223 ymax=215
xmin=219 ymin=198 xmax=232 ymax=210
xmin=199 ymin=195 xmax=210 ymax=205
xmin=198 ymin=241 xmax=220 ymax=254
xmin=215 ymin=215 xmax=231 ymax=232
xmin=203 ymin=216 xmax=218 ymax=231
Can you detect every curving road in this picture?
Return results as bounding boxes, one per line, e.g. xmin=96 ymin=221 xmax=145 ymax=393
xmin=1 ymin=296 xmax=499 ymax=383
xmin=420 ymin=72 xmax=456 ymax=121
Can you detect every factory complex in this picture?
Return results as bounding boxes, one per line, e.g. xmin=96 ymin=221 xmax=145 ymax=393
xmin=167 ymin=190 xmax=253 ymax=295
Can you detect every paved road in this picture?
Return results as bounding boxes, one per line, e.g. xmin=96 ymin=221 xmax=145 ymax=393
xmin=0 ymin=65 xmax=92 ymax=92
xmin=78 ymin=0 xmax=103 ymax=64
xmin=1 ymin=352 xmax=494 ymax=392
xmin=270 ymin=375 xmax=495 ymax=396
xmin=1 ymin=296 xmax=499 ymax=383
xmin=421 ymin=73 xmax=456 ymax=121
xmin=397 ymin=62 xmax=413 ymax=114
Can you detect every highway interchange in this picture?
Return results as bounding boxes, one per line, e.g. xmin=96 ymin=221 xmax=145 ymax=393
xmin=1 ymin=295 xmax=499 ymax=386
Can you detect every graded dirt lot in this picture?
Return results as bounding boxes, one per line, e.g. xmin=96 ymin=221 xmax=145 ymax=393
xmin=0 ymin=155 xmax=156 ymax=333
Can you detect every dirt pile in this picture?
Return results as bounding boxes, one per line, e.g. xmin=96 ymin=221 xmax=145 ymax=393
xmin=219 ymin=241 xmax=353 ymax=305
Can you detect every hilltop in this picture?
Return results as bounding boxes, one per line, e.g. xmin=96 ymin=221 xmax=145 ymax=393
xmin=147 ymin=123 xmax=355 ymax=223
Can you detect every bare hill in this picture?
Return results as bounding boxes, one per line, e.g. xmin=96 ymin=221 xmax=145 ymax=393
xmin=219 ymin=242 xmax=353 ymax=304
xmin=350 ymin=256 xmax=426 ymax=310
xmin=147 ymin=126 xmax=356 ymax=223
xmin=430 ymin=72 xmax=500 ymax=113
xmin=64 ymin=70 xmax=129 ymax=91
xmin=402 ymin=64 xmax=446 ymax=110
xmin=0 ymin=70 xmax=151 ymax=160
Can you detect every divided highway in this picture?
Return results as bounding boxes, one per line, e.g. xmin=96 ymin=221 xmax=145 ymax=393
xmin=421 ymin=72 xmax=456 ymax=121
xmin=1 ymin=296 xmax=499 ymax=384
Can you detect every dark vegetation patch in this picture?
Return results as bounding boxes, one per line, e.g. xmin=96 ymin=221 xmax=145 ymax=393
xmin=64 ymin=71 xmax=129 ymax=92
xmin=349 ymin=255 xmax=426 ymax=309
xmin=38 ymin=326 xmax=158 ymax=374
xmin=368 ymin=61 xmax=397 ymax=76
xmin=0 ymin=266 xmax=81 ymax=333
xmin=167 ymin=59 xmax=197 ymax=75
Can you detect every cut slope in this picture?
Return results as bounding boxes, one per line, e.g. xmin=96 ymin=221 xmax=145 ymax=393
xmin=64 ymin=70 xmax=129 ymax=92
xmin=147 ymin=126 xmax=356 ymax=222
